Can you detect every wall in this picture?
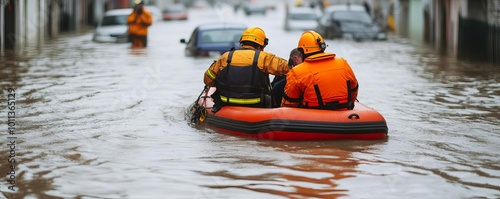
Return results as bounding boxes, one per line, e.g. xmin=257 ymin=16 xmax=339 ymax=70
xmin=487 ymin=0 xmax=500 ymax=26
xmin=49 ymin=0 xmax=60 ymax=38
xmin=467 ymin=0 xmax=486 ymax=21
xmin=408 ymin=0 xmax=423 ymax=42
xmin=94 ymin=0 xmax=106 ymax=26
xmin=395 ymin=0 xmax=408 ymax=37
xmin=25 ymin=0 xmax=39 ymax=46
xmin=448 ymin=0 xmax=460 ymax=55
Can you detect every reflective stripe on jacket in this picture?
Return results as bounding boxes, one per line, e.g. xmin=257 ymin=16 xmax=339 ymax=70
xmin=127 ymin=9 xmax=153 ymax=36
xmin=282 ymin=52 xmax=358 ymax=109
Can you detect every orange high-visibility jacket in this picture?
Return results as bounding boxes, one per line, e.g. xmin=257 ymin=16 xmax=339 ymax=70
xmin=127 ymin=9 xmax=153 ymax=36
xmin=204 ymin=45 xmax=289 ymax=87
xmin=282 ymin=52 xmax=358 ymax=108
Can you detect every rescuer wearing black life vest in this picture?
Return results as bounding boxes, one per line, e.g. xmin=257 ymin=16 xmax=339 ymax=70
xmin=203 ymin=27 xmax=289 ymax=110
xmin=282 ymin=30 xmax=359 ymax=110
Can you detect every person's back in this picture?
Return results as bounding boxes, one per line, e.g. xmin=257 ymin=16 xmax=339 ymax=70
xmin=282 ymin=30 xmax=358 ymax=110
xmin=271 ymin=48 xmax=302 ymax=107
xmin=214 ymin=48 xmax=273 ymax=105
xmin=204 ymin=27 xmax=289 ymax=109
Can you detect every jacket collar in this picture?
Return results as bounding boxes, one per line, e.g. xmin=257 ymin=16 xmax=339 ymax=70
xmin=240 ymin=45 xmax=258 ymax=50
xmin=304 ymin=52 xmax=336 ymax=62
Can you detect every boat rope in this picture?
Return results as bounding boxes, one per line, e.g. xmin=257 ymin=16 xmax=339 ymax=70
xmin=190 ymin=86 xmax=208 ymax=123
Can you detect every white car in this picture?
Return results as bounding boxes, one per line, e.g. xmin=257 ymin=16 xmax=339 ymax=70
xmin=93 ymin=9 xmax=132 ymax=43
xmin=284 ymin=7 xmax=319 ymax=31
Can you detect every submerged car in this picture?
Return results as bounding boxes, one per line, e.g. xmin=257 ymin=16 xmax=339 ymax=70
xmin=180 ymin=23 xmax=247 ymax=57
xmin=243 ymin=3 xmax=266 ymax=16
xmin=162 ymin=4 xmax=188 ymax=20
xmin=284 ymin=7 xmax=319 ymax=31
xmin=316 ymin=5 xmax=386 ymax=41
xmin=93 ymin=9 xmax=132 ymax=43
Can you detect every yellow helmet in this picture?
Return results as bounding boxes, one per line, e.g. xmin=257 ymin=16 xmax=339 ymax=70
xmin=298 ymin=30 xmax=326 ymax=54
xmin=240 ymin=27 xmax=268 ymax=47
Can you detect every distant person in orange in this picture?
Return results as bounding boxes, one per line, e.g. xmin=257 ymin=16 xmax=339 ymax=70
xmin=387 ymin=3 xmax=396 ymax=32
xmin=127 ymin=1 xmax=153 ymax=48
xmin=322 ymin=0 xmax=330 ymax=8
xmin=294 ymin=0 xmax=304 ymax=7
xmin=282 ymin=30 xmax=358 ymax=110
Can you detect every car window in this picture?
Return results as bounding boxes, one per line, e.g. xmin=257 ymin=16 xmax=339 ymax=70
xmin=331 ymin=11 xmax=371 ymax=24
xmin=163 ymin=6 xmax=185 ymax=14
xmin=245 ymin=4 xmax=266 ymax=10
xmin=199 ymin=29 xmax=244 ymax=44
xmin=290 ymin=13 xmax=317 ymax=20
xmin=102 ymin=15 xmax=128 ymax=26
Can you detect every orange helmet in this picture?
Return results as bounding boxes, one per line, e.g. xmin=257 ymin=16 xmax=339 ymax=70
xmin=298 ymin=30 xmax=326 ymax=54
xmin=240 ymin=27 xmax=268 ymax=47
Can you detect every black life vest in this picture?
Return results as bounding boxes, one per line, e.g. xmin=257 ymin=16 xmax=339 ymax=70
xmin=215 ymin=49 xmax=270 ymax=105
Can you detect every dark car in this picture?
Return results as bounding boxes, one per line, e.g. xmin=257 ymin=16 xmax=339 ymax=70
xmin=180 ymin=23 xmax=247 ymax=57
xmin=316 ymin=5 xmax=387 ymax=41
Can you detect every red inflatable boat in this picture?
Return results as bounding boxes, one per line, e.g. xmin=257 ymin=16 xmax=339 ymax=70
xmin=188 ymin=87 xmax=388 ymax=141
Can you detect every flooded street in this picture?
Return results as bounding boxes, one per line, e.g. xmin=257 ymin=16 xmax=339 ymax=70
xmin=1 ymin=2 xmax=499 ymax=198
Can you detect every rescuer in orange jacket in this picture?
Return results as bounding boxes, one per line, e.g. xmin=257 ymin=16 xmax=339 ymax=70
xmin=282 ymin=30 xmax=359 ymax=110
xmin=127 ymin=2 xmax=153 ymax=48
xmin=204 ymin=27 xmax=290 ymax=109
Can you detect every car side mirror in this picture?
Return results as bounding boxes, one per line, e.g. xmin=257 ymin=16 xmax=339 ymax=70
xmin=180 ymin=39 xmax=186 ymax=44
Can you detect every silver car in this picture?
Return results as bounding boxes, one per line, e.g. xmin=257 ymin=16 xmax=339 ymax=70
xmin=285 ymin=7 xmax=319 ymax=31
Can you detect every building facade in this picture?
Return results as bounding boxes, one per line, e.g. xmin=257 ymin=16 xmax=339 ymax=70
xmin=387 ymin=0 xmax=498 ymax=63
xmin=0 ymin=0 xmax=131 ymax=52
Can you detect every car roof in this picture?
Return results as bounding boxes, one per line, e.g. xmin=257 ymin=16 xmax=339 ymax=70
xmin=105 ymin=8 xmax=133 ymax=16
xmin=289 ymin=7 xmax=316 ymax=14
xmin=163 ymin=4 xmax=186 ymax=12
xmin=197 ymin=23 xmax=247 ymax=31
xmin=325 ymin=4 xmax=366 ymax=13
xmin=167 ymin=4 xmax=186 ymax=9
xmin=246 ymin=3 xmax=266 ymax=7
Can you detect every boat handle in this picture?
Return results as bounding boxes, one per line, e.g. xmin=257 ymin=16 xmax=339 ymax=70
xmin=348 ymin=113 xmax=360 ymax=119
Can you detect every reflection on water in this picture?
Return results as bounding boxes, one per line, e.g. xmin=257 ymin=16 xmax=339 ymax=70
xmin=1 ymin=4 xmax=500 ymax=198
xmin=199 ymin=140 xmax=385 ymax=198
